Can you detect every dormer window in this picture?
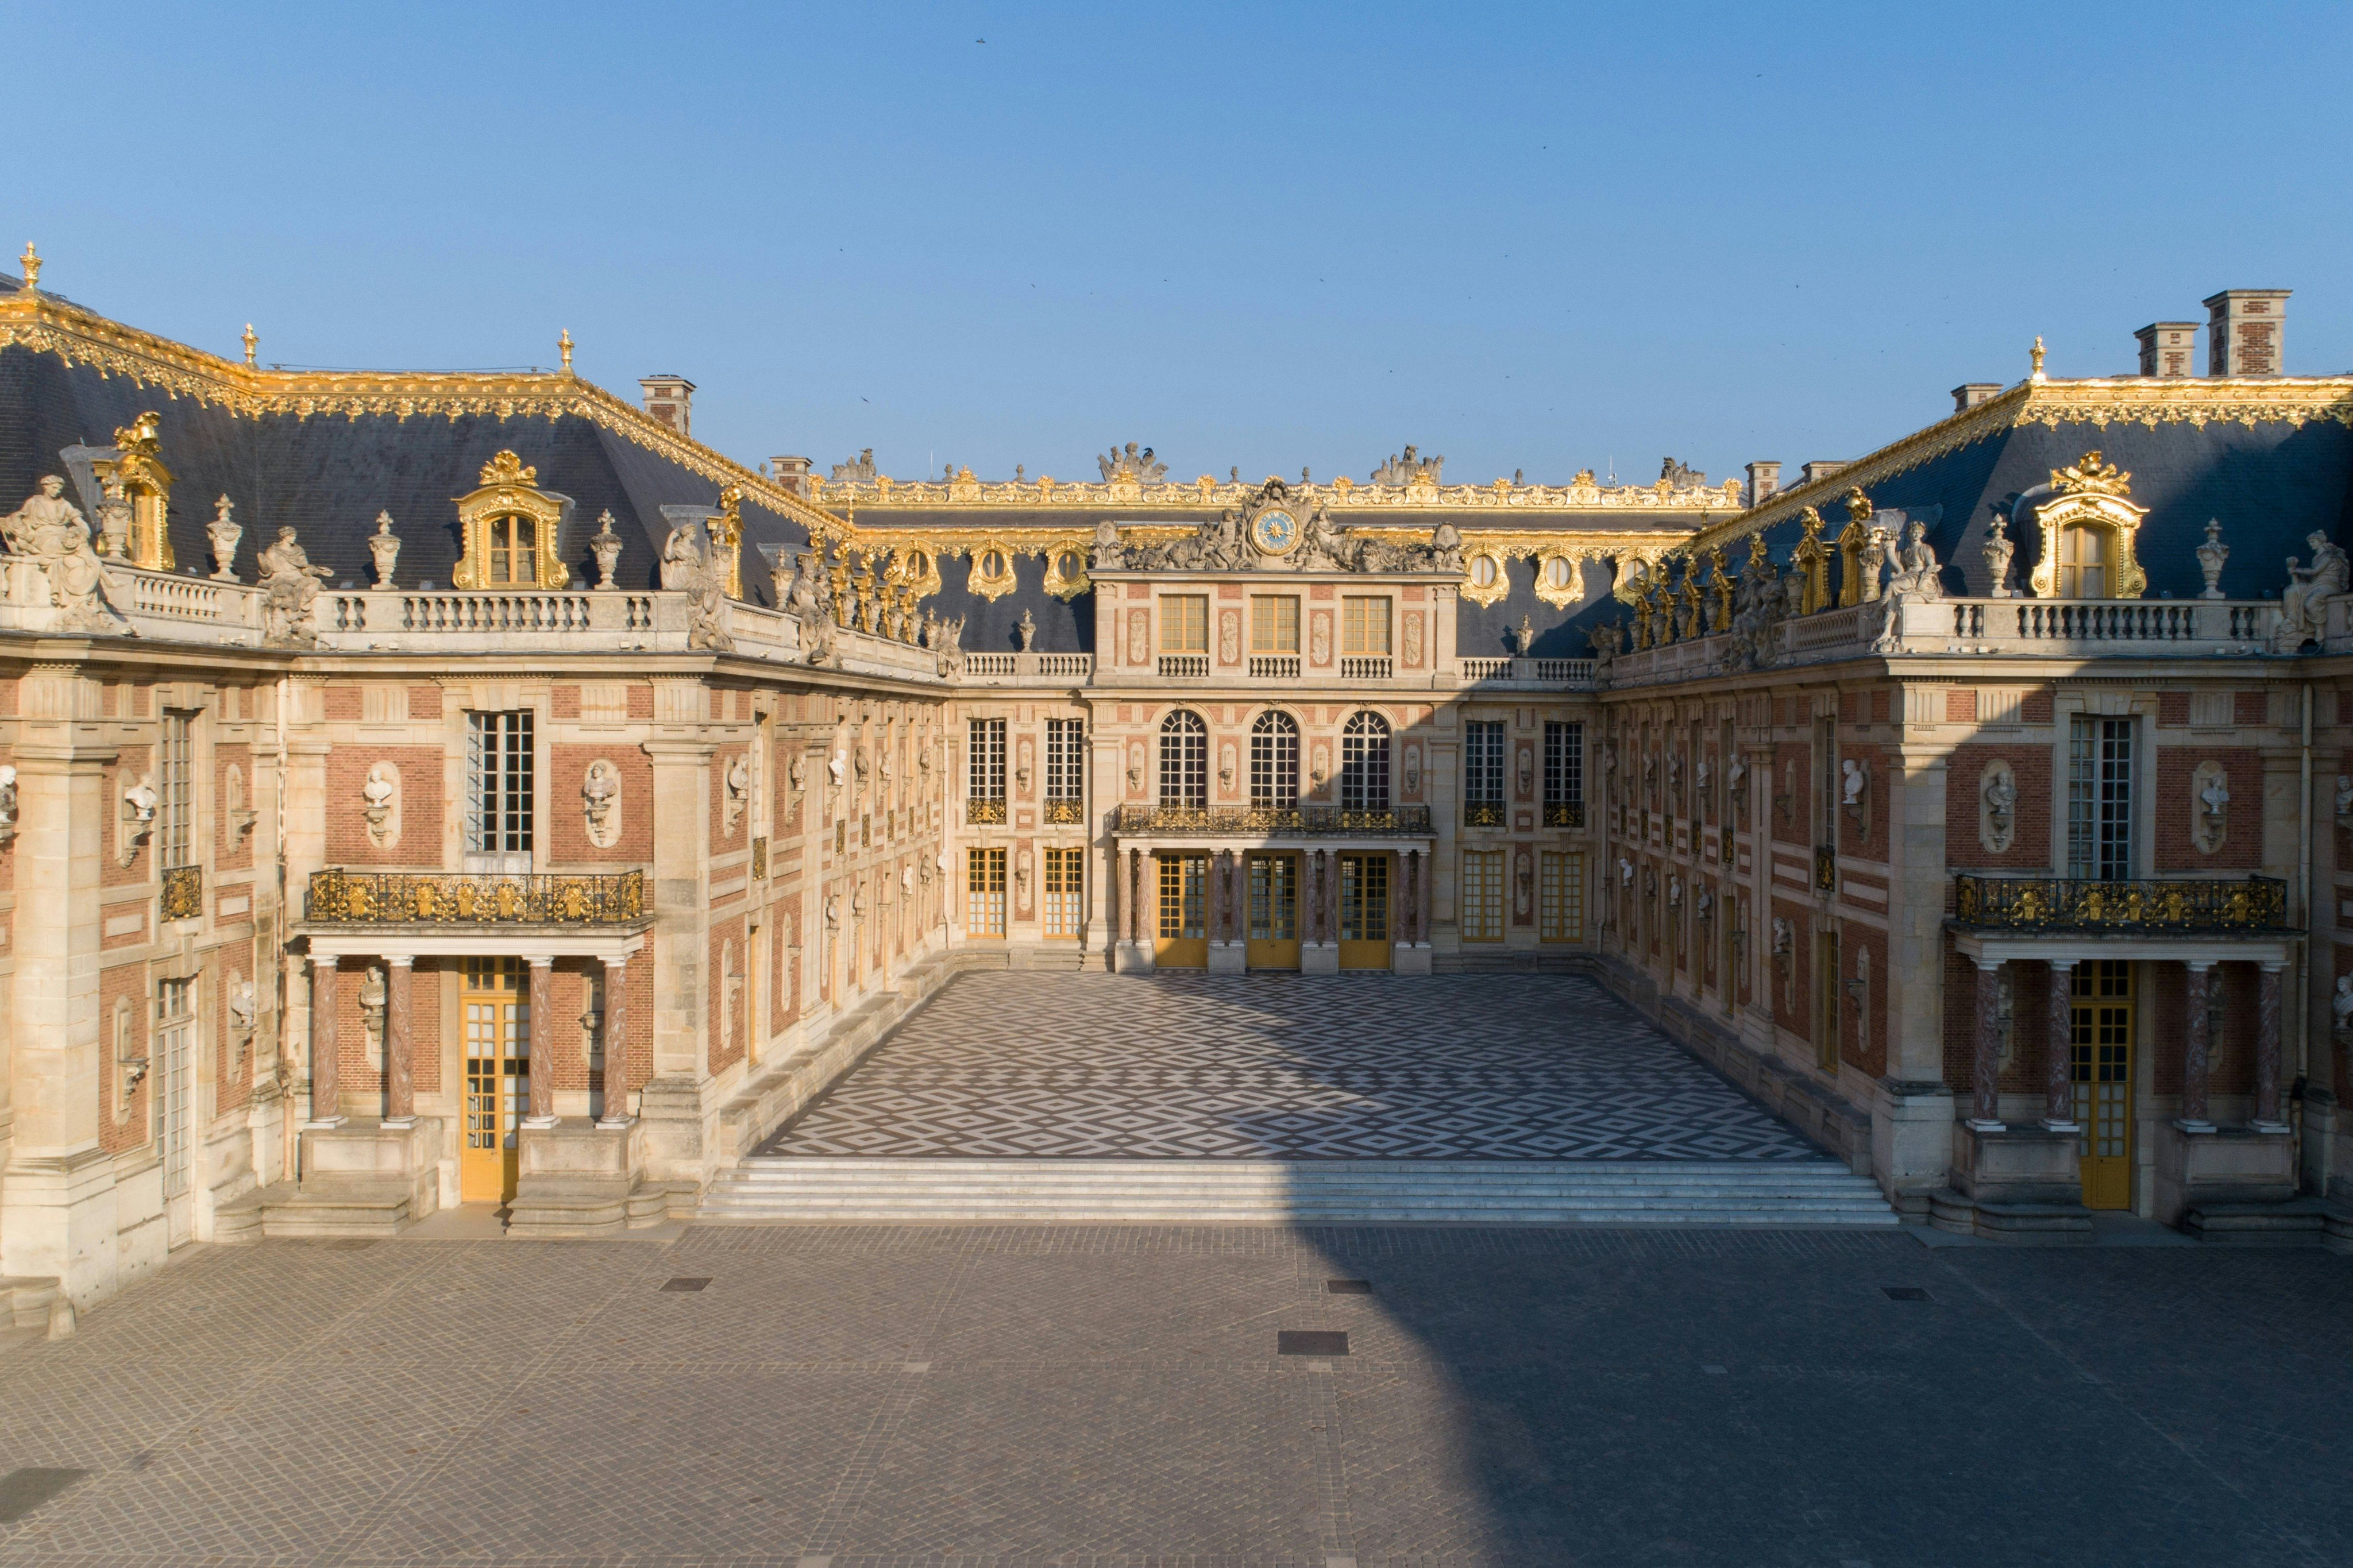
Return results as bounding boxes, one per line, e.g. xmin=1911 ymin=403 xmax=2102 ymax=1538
xmin=485 ymin=515 xmax=539 ymax=585
xmin=453 ymin=451 xmax=572 ymax=591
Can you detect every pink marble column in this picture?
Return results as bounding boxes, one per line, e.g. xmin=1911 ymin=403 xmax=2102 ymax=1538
xmin=1128 ymin=849 xmax=1143 ymax=943
xmin=2044 ymin=959 xmax=2078 ymax=1131
xmin=2180 ymin=961 xmax=2215 ymax=1132
xmin=1404 ymin=852 xmax=1420 ymax=944
xmin=1968 ymin=957 xmax=2004 ymax=1129
xmin=2255 ymin=962 xmax=2286 ymax=1130
xmin=524 ymin=956 xmax=557 ymax=1126
xmin=383 ymin=956 xmax=415 ymax=1127
xmin=598 ymin=953 xmax=632 ymax=1126
xmin=308 ymin=954 xmax=343 ymax=1127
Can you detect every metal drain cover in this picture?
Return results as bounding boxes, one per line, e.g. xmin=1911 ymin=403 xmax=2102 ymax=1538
xmin=1325 ymin=1279 xmax=1372 ymax=1295
xmin=660 ymin=1277 xmax=712 ymax=1292
xmin=1279 ymin=1330 xmax=1349 ymax=1356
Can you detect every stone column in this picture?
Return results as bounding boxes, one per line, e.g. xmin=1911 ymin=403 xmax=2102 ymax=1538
xmin=1404 ymin=851 xmax=1420 ymax=943
xmin=1968 ymin=957 xmax=2004 ymax=1130
xmin=523 ymin=956 xmax=557 ymax=1127
xmin=382 ymin=956 xmax=415 ymax=1127
xmin=2178 ymin=961 xmax=2215 ymax=1133
xmin=308 ymin=955 xmax=343 ymax=1127
xmin=1128 ymin=848 xmax=1143 ymax=943
xmin=598 ymin=953 xmax=634 ymax=1127
xmin=2255 ymin=961 xmax=2288 ymax=1131
xmin=2043 ymin=959 xmax=2078 ymax=1130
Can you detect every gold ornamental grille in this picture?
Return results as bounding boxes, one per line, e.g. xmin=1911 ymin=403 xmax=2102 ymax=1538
xmin=1114 ymin=804 xmax=1433 ymax=836
xmin=1042 ymin=798 xmax=1085 ymax=825
xmin=160 ymin=865 xmax=203 ymax=921
xmin=1951 ymin=874 xmax=2287 ymax=934
xmin=307 ymin=870 xmax=646 ymax=924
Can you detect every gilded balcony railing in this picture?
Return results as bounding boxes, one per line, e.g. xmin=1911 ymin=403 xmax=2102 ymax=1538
xmin=307 ymin=870 xmax=647 ymax=925
xmin=967 ymin=799 xmax=1008 ymax=825
xmin=1951 ymin=874 xmax=2288 ymax=934
xmin=160 ymin=865 xmax=203 ymax=921
xmin=1042 ymin=798 xmax=1085 ymax=824
xmin=1542 ymin=801 xmax=1585 ymax=829
xmin=1463 ymin=801 xmax=1505 ymax=828
xmin=1114 ymin=804 xmax=1434 ymax=836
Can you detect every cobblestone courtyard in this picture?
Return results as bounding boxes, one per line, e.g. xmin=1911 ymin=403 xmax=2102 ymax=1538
xmin=3 ymin=1225 xmax=2350 ymax=1567
xmin=761 ymin=974 xmax=1823 ymax=1161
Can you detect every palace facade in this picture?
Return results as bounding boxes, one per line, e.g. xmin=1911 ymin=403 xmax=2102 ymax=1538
xmin=2 ymin=258 xmax=2349 ymax=1320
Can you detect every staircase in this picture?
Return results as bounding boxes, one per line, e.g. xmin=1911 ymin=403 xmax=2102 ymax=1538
xmin=699 ymin=1157 xmax=1900 ymax=1226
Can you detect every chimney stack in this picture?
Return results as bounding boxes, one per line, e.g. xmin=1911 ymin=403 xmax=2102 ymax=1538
xmin=1744 ymin=461 xmax=1781 ymax=509
xmin=2204 ymin=290 xmax=2289 ymax=377
xmin=770 ymin=455 xmax=814 ymax=499
xmin=639 ymin=375 xmax=696 ymax=437
xmin=2134 ymin=322 xmax=2200 ymax=377
xmin=1800 ymin=460 xmax=1848 ymax=487
xmin=1950 ymin=383 xmax=2003 ymax=412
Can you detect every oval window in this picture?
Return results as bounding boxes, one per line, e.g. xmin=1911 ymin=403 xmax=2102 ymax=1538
xmin=983 ymin=551 xmax=1005 ymax=576
xmin=1058 ymin=550 xmax=1080 ymax=578
xmin=907 ymin=550 xmax=927 ymax=576
xmin=1472 ymin=555 xmax=1499 ymax=587
xmin=1547 ymin=557 xmax=1573 ymax=588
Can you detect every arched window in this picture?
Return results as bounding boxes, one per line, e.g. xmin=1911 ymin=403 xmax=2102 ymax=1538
xmin=1159 ymin=710 xmax=1208 ymax=810
xmin=2055 ymin=524 xmax=2108 ymax=598
xmin=1250 ymin=710 xmax=1299 ymax=809
xmin=1341 ymin=710 xmax=1391 ymax=813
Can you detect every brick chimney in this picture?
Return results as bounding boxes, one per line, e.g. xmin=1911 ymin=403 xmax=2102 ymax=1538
xmin=1950 ymin=383 xmax=2003 ymax=412
xmin=639 ymin=375 xmax=696 ymax=437
xmin=1744 ymin=461 xmax=1781 ymax=509
xmin=2134 ymin=322 xmax=2199 ymax=377
xmin=770 ymin=455 xmax=814 ymax=499
xmin=2204 ymin=290 xmax=2289 ymax=377
xmin=1800 ymin=460 xmax=1848 ymax=487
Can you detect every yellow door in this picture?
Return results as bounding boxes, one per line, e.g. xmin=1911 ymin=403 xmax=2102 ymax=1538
xmin=1245 ymin=853 xmax=1300 ymax=970
xmin=1337 ymin=852 xmax=1392 ymax=971
xmin=1155 ymin=852 xmax=1208 ymax=968
xmin=2072 ymin=959 xmax=2134 ymax=1210
xmin=461 ymin=957 xmax=531 ymax=1203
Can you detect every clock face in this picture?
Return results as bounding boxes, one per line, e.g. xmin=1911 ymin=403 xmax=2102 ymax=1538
xmin=1251 ymin=509 xmax=1298 ymax=555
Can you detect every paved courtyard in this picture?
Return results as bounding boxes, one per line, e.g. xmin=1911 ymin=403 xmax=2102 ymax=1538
xmin=2 ymin=1226 xmax=2350 ymax=1566
xmin=760 ymin=973 xmax=1824 ymax=1161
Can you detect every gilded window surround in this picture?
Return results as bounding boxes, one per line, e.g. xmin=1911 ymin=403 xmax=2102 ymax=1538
xmin=89 ymin=410 xmax=175 ymax=570
xmin=2026 ymin=451 xmax=2150 ymax=601
xmin=453 ymin=451 xmax=572 ymax=590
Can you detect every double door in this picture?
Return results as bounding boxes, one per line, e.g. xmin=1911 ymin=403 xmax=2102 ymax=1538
xmin=461 ymin=957 xmax=532 ymax=1203
xmin=1246 ymin=853 xmax=1300 ymax=970
xmin=1154 ymin=852 xmax=1209 ymax=969
xmin=1336 ymin=852 xmax=1392 ymax=971
xmin=2070 ymin=959 xmax=2134 ymax=1210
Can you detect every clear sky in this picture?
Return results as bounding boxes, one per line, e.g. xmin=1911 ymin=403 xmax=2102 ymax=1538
xmin=13 ymin=1 xmax=2351 ymax=494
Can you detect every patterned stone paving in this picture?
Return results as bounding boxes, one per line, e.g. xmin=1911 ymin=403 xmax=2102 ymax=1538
xmin=759 ymin=972 xmax=1823 ymax=1161
xmin=3 ymin=1226 xmax=2351 ymax=1566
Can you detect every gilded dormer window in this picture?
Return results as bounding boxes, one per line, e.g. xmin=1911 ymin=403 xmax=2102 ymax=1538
xmin=94 ymin=411 xmax=176 ymax=571
xmin=454 ymin=451 xmax=571 ymax=590
xmin=2028 ymin=452 xmax=2147 ymax=601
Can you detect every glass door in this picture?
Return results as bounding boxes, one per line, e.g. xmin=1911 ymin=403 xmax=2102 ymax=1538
xmin=157 ymin=979 xmax=195 ymax=1248
xmin=1245 ymin=853 xmax=1299 ymax=970
xmin=1337 ymin=852 xmax=1392 ymax=970
xmin=1154 ymin=852 xmax=1208 ymax=968
xmin=2072 ymin=960 xmax=2134 ymax=1210
xmin=461 ymin=957 xmax=530 ymax=1203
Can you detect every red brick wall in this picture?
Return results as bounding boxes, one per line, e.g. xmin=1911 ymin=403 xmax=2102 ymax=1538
xmin=214 ymin=742 xmax=253 ymax=872
xmin=215 ymin=937 xmax=256 ymax=1115
xmin=335 ymin=960 xmax=384 ymax=1098
xmin=2020 ymin=688 xmax=2054 ymax=725
xmin=103 ymin=745 xmax=151 ymax=887
xmin=408 ymin=685 xmax=443 ymax=720
xmin=2154 ymin=748 xmax=2262 ymax=871
xmin=708 ymin=916 xmax=747 ymax=1075
xmin=98 ymin=961 xmax=149 ymax=1153
xmin=1945 ymin=744 xmax=2054 ymax=870
xmin=2158 ymin=690 xmax=2190 ymax=727
xmin=325 ymin=746 xmax=444 ymax=865
xmin=1772 ymin=899 xmax=1810 ymax=1037
xmin=709 ymin=745 xmax=747 ymax=856
xmin=1842 ymin=922 xmax=1888 ymax=1077
xmin=549 ymin=745 xmax=651 ymax=863
xmin=2234 ymin=691 xmax=2267 ymax=727
xmin=627 ymin=685 xmax=654 ymax=720
xmin=324 ymin=685 xmax=361 ymax=722
xmin=1770 ymin=741 xmax=1811 ymax=847
xmin=1839 ymin=742 xmax=1888 ymax=860
xmin=550 ymin=685 xmax=580 ymax=720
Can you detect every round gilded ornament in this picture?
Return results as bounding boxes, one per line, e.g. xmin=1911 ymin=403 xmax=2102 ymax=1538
xmin=1251 ymin=509 xmax=1299 ymax=556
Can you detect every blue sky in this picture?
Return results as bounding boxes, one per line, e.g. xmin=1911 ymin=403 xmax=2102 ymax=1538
xmin=13 ymin=2 xmax=2350 ymax=492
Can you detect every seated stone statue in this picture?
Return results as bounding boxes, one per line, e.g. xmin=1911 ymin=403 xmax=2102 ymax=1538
xmin=2275 ymin=530 xmax=2349 ymax=651
xmin=2 ymin=476 xmax=129 ymax=634
xmin=1883 ymin=519 xmax=1945 ymax=602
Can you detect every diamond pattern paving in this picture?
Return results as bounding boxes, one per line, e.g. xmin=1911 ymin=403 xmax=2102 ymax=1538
xmin=759 ymin=972 xmax=1824 ymax=1160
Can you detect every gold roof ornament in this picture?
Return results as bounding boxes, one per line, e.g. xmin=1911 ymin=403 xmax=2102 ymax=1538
xmin=2051 ymin=450 xmax=2131 ymax=497
xmin=558 ymin=330 xmax=573 ymax=374
xmin=242 ymin=323 xmax=256 ymax=367
xmin=17 ymin=242 xmax=37 ymax=293
xmin=2030 ymin=335 xmax=2046 ymax=381
xmin=479 ymin=449 xmax=537 ymax=488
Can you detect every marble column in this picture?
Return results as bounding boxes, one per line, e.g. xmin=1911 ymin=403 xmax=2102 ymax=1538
xmin=598 ymin=954 xmax=634 ymax=1127
xmin=1403 ymin=851 xmax=1420 ymax=944
xmin=307 ymin=955 xmax=343 ymax=1127
xmin=382 ymin=957 xmax=415 ymax=1127
xmin=1968 ymin=957 xmax=2004 ymax=1130
xmin=2178 ymin=961 xmax=2215 ymax=1133
xmin=2255 ymin=961 xmax=2288 ymax=1131
xmin=523 ymin=956 xmax=557 ymax=1127
xmin=1128 ymin=849 xmax=1143 ymax=943
xmin=2044 ymin=959 xmax=2079 ymax=1131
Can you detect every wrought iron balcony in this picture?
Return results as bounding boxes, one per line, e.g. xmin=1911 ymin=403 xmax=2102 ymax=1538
xmin=1543 ymin=801 xmax=1585 ymax=829
xmin=1042 ymin=798 xmax=1085 ymax=824
xmin=160 ymin=864 xmax=202 ymax=921
xmin=1463 ymin=800 xmax=1505 ymax=828
xmin=1115 ymin=803 xmax=1434 ymax=836
xmin=967 ymin=799 xmax=1008 ymax=825
xmin=306 ymin=869 xmax=647 ymax=925
xmin=1951 ymin=874 xmax=2289 ymax=934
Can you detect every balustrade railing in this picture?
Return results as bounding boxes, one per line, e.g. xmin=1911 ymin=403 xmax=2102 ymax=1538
xmin=1249 ymin=654 xmax=1301 ymax=679
xmin=1951 ymin=874 xmax=2289 ymax=933
xmin=1156 ymin=652 xmax=1210 ymax=678
xmin=306 ymin=869 xmax=647 ymax=924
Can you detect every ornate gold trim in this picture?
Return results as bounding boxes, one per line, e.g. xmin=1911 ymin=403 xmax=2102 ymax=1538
xmin=1460 ymin=547 xmax=1511 ymax=607
xmin=2026 ymin=450 xmax=2149 ymax=600
xmin=91 ymin=410 xmax=176 ymax=570
xmin=453 ymin=450 xmax=572 ymax=590
xmin=966 ymin=539 xmax=1019 ymax=601
xmin=1040 ymin=540 xmax=1091 ymax=601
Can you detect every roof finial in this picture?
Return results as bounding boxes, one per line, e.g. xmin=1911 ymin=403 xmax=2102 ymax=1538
xmin=2030 ymin=335 xmax=2046 ymax=381
xmin=558 ymin=329 xmax=573 ymax=373
xmin=242 ymin=323 xmax=257 ymax=367
xmin=18 ymin=242 xmax=38 ymax=293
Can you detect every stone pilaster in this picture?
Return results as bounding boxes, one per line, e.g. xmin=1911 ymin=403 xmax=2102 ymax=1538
xmin=523 ymin=956 xmax=556 ymax=1126
xmin=1968 ymin=959 xmax=2003 ymax=1129
xmin=2043 ymin=960 xmax=2079 ymax=1131
xmin=2180 ymin=961 xmax=2215 ymax=1133
xmin=1871 ymin=740 xmax=1953 ymax=1203
xmin=307 ymin=955 xmax=343 ymax=1127
xmin=2255 ymin=961 xmax=2288 ymax=1132
xmin=598 ymin=954 xmax=634 ymax=1127
xmin=383 ymin=957 xmax=414 ymax=1127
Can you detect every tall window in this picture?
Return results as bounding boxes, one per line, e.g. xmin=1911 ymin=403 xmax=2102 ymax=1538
xmin=465 ymin=711 xmax=534 ymax=859
xmin=1540 ymin=851 xmax=1584 ymax=942
xmin=158 ymin=710 xmax=194 ymax=868
xmin=1160 ymin=596 xmax=1209 ymax=653
xmin=1461 ymin=849 xmax=1505 ymax=940
xmin=485 ymin=515 xmax=541 ymax=586
xmin=1341 ymin=597 xmax=1391 ymax=655
xmin=1543 ymin=721 xmax=1583 ymax=827
xmin=1251 ymin=596 xmax=1300 ymax=652
xmin=2056 ymin=525 xmax=2108 ymax=599
xmin=1340 ymin=854 xmax=1388 ymax=942
xmin=1043 ymin=847 xmax=1084 ymax=938
xmin=1340 ymin=711 xmax=1390 ymax=812
xmin=1159 ymin=710 xmax=1208 ymax=809
xmin=968 ymin=718 xmax=1006 ymax=823
xmin=1464 ymin=719 xmax=1506 ymax=825
xmin=1251 ymin=710 xmax=1300 ymax=808
xmin=2067 ymin=717 xmax=2134 ymax=879
xmin=1044 ymin=719 xmax=1083 ymax=800
xmin=966 ymin=847 xmax=1006 ymax=936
